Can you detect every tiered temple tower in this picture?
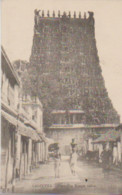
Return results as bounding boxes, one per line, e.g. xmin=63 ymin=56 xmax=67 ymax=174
xmin=29 ymin=10 xmax=119 ymax=126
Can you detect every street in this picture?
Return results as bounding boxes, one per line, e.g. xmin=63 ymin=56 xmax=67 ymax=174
xmin=14 ymin=157 xmax=122 ymax=195
xmin=77 ymin=160 xmax=122 ymax=195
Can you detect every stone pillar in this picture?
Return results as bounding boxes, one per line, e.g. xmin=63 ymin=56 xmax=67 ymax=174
xmin=88 ymin=138 xmax=93 ymax=151
xmin=73 ymin=114 xmax=75 ymax=124
xmin=37 ymin=142 xmax=40 ymax=162
xmin=38 ymin=142 xmax=41 ymax=162
xmin=40 ymin=143 xmax=42 ymax=162
xmin=42 ymin=142 xmax=44 ymax=162
xmin=35 ymin=143 xmax=37 ymax=164
xmin=117 ymin=141 xmax=121 ymax=163
xmin=69 ymin=114 xmax=71 ymax=124
xmin=16 ymin=134 xmax=21 ymax=170
xmin=24 ymin=141 xmax=26 ymax=176
xmin=40 ymin=142 xmax=42 ymax=162
xmin=27 ymin=139 xmax=32 ymax=173
xmin=44 ymin=142 xmax=48 ymax=161
xmin=59 ymin=115 xmax=62 ymax=124
xmin=12 ymin=130 xmax=20 ymax=191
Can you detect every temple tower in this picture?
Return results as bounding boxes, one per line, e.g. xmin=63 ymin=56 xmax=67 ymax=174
xmin=29 ymin=10 xmax=119 ymax=126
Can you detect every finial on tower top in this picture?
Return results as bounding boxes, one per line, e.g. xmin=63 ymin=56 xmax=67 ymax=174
xmin=34 ymin=9 xmax=40 ymax=28
xmin=64 ymin=11 xmax=67 ymax=16
xmin=74 ymin=11 xmax=76 ymax=18
xmin=68 ymin=11 xmax=71 ymax=18
xmin=88 ymin=11 xmax=94 ymax=25
xmin=62 ymin=11 xmax=67 ymax=18
xmin=53 ymin=11 xmax=55 ymax=17
xmin=47 ymin=10 xmax=50 ymax=17
xmin=88 ymin=11 xmax=94 ymax=18
xmin=34 ymin=9 xmax=40 ymax=16
xmin=84 ymin=12 xmax=86 ymax=19
xmin=58 ymin=10 xmax=60 ymax=17
xmin=42 ymin=10 xmax=44 ymax=17
xmin=79 ymin=12 xmax=81 ymax=18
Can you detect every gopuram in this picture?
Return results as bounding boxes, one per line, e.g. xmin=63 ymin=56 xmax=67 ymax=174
xmin=29 ymin=10 xmax=120 ymax=154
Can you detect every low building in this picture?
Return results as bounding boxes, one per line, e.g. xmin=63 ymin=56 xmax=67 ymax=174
xmin=47 ymin=109 xmax=117 ymax=155
xmin=1 ymin=47 xmax=48 ymax=191
xmin=115 ymin=124 xmax=122 ymax=164
xmin=92 ymin=129 xmax=121 ymax=164
xmin=1 ymin=46 xmax=20 ymax=189
xmin=19 ymin=95 xmax=48 ymax=168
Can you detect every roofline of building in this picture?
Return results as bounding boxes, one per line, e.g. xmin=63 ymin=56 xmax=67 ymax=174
xmin=51 ymin=110 xmax=84 ymax=114
xmin=35 ymin=10 xmax=94 ymax=20
xmin=49 ymin=123 xmax=118 ymax=129
xmin=1 ymin=100 xmax=18 ymax=118
xmin=22 ymin=102 xmax=43 ymax=110
xmin=1 ymin=46 xmax=20 ymax=85
xmin=92 ymin=129 xmax=120 ymax=143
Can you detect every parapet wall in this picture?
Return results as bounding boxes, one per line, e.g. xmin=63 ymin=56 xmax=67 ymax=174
xmin=35 ymin=10 xmax=94 ymax=19
xmin=34 ymin=10 xmax=95 ymax=31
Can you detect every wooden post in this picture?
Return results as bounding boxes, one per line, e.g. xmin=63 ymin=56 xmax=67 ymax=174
xmin=5 ymin=147 xmax=9 ymax=192
xmin=24 ymin=141 xmax=26 ymax=176
xmin=27 ymin=138 xmax=32 ymax=173
xmin=19 ymin=152 xmax=22 ymax=180
xmin=12 ymin=131 xmax=17 ymax=193
xmin=12 ymin=114 xmax=19 ymax=192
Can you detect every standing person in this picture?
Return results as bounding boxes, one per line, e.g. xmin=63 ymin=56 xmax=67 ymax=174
xmin=113 ymin=143 xmax=118 ymax=166
xmin=101 ymin=145 xmax=110 ymax=169
xmin=54 ymin=147 xmax=61 ymax=178
xmin=70 ymin=148 xmax=78 ymax=176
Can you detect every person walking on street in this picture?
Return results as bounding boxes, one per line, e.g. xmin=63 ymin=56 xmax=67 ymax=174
xmin=70 ymin=148 xmax=78 ymax=176
xmin=54 ymin=147 xmax=61 ymax=178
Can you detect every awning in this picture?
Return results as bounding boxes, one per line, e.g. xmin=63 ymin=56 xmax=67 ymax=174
xmin=92 ymin=130 xmax=121 ymax=144
xmin=18 ymin=121 xmax=40 ymax=141
xmin=37 ymin=132 xmax=48 ymax=142
xmin=1 ymin=110 xmax=17 ymax=126
xmin=1 ymin=110 xmax=41 ymax=142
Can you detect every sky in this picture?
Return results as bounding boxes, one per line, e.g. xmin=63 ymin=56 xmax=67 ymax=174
xmin=1 ymin=0 xmax=122 ymax=122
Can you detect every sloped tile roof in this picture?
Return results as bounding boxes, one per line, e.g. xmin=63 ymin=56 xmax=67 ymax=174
xmin=93 ymin=130 xmax=121 ymax=143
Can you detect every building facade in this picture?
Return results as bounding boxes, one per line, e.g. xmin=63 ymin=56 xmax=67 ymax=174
xmin=48 ymin=109 xmax=116 ymax=155
xmin=1 ymin=46 xmax=21 ymax=189
xmin=1 ymin=47 xmax=48 ymax=191
xmin=93 ymin=129 xmax=121 ymax=165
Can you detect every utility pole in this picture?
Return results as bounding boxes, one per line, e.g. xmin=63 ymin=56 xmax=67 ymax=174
xmin=12 ymin=114 xmax=19 ymax=192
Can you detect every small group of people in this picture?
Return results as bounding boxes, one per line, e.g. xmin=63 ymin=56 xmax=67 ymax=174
xmin=53 ymin=145 xmax=78 ymax=178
